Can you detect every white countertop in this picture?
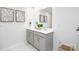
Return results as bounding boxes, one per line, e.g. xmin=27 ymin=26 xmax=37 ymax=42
xmin=27 ymin=27 xmax=53 ymax=34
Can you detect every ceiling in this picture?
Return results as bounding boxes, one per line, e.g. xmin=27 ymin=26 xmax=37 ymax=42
xmin=40 ymin=7 xmax=52 ymax=14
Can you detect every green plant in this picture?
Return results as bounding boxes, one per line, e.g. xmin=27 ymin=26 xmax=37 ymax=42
xmin=37 ymin=23 xmax=43 ymax=28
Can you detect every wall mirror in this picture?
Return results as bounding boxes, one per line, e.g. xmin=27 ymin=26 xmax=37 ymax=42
xmin=39 ymin=7 xmax=52 ymax=28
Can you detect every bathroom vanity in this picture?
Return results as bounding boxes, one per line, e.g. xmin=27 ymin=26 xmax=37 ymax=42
xmin=26 ymin=28 xmax=53 ymax=51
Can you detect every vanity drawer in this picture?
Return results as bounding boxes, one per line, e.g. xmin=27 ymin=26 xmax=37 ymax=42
xmin=34 ymin=31 xmax=48 ymax=38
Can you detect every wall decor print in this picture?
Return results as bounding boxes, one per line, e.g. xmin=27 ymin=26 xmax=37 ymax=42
xmin=0 ymin=7 xmax=14 ymax=22
xmin=15 ymin=10 xmax=25 ymax=22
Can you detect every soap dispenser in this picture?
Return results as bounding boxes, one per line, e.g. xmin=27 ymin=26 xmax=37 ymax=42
xmin=29 ymin=21 xmax=32 ymax=27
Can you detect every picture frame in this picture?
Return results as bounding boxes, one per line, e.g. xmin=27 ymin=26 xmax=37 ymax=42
xmin=39 ymin=15 xmax=47 ymax=23
xmin=0 ymin=7 xmax=14 ymax=22
xmin=15 ymin=10 xmax=25 ymax=22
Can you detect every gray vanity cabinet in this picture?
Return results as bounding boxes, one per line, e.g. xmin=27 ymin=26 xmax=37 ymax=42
xmin=26 ymin=29 xmax=53 ymax=51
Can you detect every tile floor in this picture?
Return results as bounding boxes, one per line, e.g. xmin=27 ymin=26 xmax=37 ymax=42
xmin=0 ymin=42 xmax=37 ymax=51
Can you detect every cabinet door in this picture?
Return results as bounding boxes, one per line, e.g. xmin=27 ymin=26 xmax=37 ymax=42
xmin=34 ymin=34 xmax=46 ymax=51
xmin=29 ymin=32 xmax=34 ymax=45
xmin=34 ymin=34 xmax=40 ymax=49
xmin=39 ymin=37 xmax=46 ymax=51
xmin=26 ymin=29 xmax=30 ymax=42
xmin=27 ymin=30 xmax=34 ymax=45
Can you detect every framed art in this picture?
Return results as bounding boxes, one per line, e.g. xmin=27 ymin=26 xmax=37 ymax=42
xmin=0 ymin=7 xmax=14 ymax=22
xmin=39 ymin=15 xmax=47 ymax=23
xmin=15 ymin=10 xmax=25 ymax=22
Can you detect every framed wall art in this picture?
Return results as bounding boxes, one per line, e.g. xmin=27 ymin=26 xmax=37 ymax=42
xmin=0 ymin=7 xmax=14 ymax=22
xmin=15 ymin=10 xmax=25 ymax=22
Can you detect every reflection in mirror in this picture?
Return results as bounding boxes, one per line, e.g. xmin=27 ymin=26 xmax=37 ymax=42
xmin=39 ymin=15 xmax=47 ymax=23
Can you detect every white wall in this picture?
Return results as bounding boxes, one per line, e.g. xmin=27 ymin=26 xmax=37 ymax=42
xmin=0 ymin=7 xmax=31 ymax=50
xmin=49 ymin=13 xmax=52 ymax=28
xmin=26 ymin=7 xmax=35 ymax=28
xmin=52 ymin=7 xmax=79 ymax=50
